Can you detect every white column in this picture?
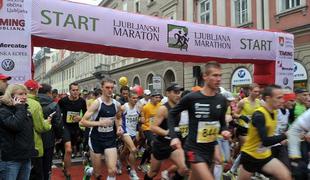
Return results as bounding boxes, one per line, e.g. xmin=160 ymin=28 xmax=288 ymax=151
xmin=186 ymin=0 xmax=194 ymax=22
xmin=264 ymin=0 xmax=270 ymax=29
xmin=216 ymin=0 xmax=226 ymax=26
xmin=256 ymin=0 xmax=262 ymax=29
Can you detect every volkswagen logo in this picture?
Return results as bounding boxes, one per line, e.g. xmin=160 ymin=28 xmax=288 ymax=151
xmin=1 ymin=59 xmax=15 ymax=71
xmin=238 ymin=69 xmax=246 ymax=78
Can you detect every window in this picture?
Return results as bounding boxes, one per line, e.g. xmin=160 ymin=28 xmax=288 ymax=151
xmin=199 ymin=0 xmax=211 ymax=24
xmin=133 ymin=76 xmax=140 ymax=86
xmin=163 ymin=70 xmax=175 ymax=89
xmin=234 ymin=0 xmax=249 ymax=25
xmin=280 ymin=0 xmax=301 ymax=11
xmin=146 ymin=74 xmax=154 ymax=92
xmin=135 ymin=0 xmax=140 ymax=13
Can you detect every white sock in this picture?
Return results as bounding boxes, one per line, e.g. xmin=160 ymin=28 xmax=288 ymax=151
xmin=213 ymin=164 xmax=223 ymax=180
xmin=130 ymin=169 xmax=137 ymax=174
xmin=107 ymin=176 xmax=116 ymax=180
xmin=85 ymin=166 xmax=93 ymax=176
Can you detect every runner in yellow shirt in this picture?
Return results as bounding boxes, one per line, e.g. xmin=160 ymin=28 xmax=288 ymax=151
xmin=239 ymin=85 xmax=291 ymax=180
xmin=138 ymin=92 xmax=162 ymax=172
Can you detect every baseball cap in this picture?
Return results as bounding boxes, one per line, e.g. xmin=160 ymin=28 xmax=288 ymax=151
xmin=82 ymin=89 xmax=88 ymax=95
xmin=0 ymin=74 xmax=11 ymax=80
xmin=166 ymin=83 xmax=184 ymax=91
xmin=24 ymin=80 xmax=42 ymax=90
xmin=294 ymin=88 xmax=308 ymax=94
xmin=283 ymin=93 xmax=296 ymax=101
xmin=143 ymin=89 xmax=151 ymax=96
xmin=151 ymin=91 xmax=161 ymax=97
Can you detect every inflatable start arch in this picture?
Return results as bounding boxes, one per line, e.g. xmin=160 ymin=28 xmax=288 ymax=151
xmin=0 ymin=0 xmax=294 ymax=88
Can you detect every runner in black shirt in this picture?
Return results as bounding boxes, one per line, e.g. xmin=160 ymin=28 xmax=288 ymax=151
xmin=58 ymin=83 xmax=87 ymax=179
xmin=144 ymin=83 xmax=188 ymax=180
xmin=168 ymin=61 xmax=231 ymax=180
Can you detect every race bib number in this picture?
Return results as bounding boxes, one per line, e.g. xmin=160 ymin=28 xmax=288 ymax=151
xmin=197 ymin=121 xmax=220 ymax=143
xmin=98 ymin=117 xmax=115 ymax=133
xmin=126 ymin=115 xmax=139 ymax=129
xmin=66 ymin=111 xmax=79 ymax=123
xmin=179 ymin=124 xmax=189 ymax=138
xmin=149 ymin=116 xmax=155 ymax=125
xmin=276 ymin=123 xmax=287 ymax=135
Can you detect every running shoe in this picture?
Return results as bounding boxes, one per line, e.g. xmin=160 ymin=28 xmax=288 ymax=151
xmin=161 ymin=170 xmax=169 ymax=180
xmin=130 ymin=170 xmax=140 ymax=180
xmin=83 ymin=165 xmax=93 ymax=180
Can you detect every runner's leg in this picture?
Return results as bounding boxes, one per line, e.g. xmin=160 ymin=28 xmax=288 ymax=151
xmin=90 ymin=151 xmax=102 ymax=178
xmin=238 ymin=165 xmax=252 ymax=180
xmin=169 ymin=148 xmax=188 ymax=176
xmin=189 ymin=162 xmax=214 ymax=180
xmin=261 ymin=158 xmax=291 ymax=180
xmin=104 ymin=148 xmax=118 ymax=178
xmin=64 ymin=142 xmax=72 ymax=175
xmin=146 ymin=154 xmax=162 ymax=178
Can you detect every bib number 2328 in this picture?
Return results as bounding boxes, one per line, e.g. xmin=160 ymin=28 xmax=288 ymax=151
xmin=197 ymin=121 xmax=220 ymax=143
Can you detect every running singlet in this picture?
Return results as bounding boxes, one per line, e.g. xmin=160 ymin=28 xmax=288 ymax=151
xmin=168 ymin=91 xmax=227 ymax=153
xmin=241 ymin=107 xmax=277 ymax=159
xmin=122 ymin=103 xmax=140 ymax=137
xmin=156 ymin=102 xmax=175 ymax=143
xmin=141 ymin=102 xmax=161 ymax=131
xmin=276 ymin=109 xmax=289 ymax=135
xmin=90 ymin=98 xmax=120 ymax=140
xmin=238 ymin=98 xmax=261 ymax=128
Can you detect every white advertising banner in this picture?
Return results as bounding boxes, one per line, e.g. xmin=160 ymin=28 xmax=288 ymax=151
xmin=32 ymin=0 xmax=281 ymax=62
xmin=275 ymin=33 xmax=294 ymax=88
xmin=0 ymin=0 xmax=32 ymax=83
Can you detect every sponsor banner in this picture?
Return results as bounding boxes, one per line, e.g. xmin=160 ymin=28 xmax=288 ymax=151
xmin=294 ymin=61 xmax=307 ymax=81
xmin=275 ymin=33 xmax=294 ymax=88
xmin=32 ymin=0 xmax=282 ymax=62
xmin=0 ymin=0 xmax=31 ymax=83
xmin=231 ymin=67 xmax=252 ymax=86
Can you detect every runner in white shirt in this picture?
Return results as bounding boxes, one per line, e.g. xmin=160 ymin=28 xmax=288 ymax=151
xmin=121 ymin=90 xmax=140 ymax=180
xmin=271 ymin=92 xmax=295 ymax=168
xmin=137 ymin=90 xmax=151 ymax=110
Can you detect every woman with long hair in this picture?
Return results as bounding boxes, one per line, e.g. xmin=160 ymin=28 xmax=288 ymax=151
xmin=0 ymin=84 xmax=35 ymax=180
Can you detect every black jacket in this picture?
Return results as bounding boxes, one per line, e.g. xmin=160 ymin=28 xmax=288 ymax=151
xmin=38 ymin=94 xmax=63 ymax=149
xmin=0 ymin=103 xmax=36 ymax=161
